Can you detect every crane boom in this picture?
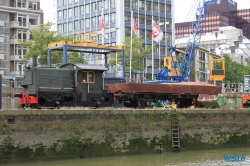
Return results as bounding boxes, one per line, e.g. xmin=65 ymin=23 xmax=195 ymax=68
xmin=157 ymin=0 xmax=215 ymax=82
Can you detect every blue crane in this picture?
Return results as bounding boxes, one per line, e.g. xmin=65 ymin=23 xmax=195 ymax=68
xmin=157 ymin=0 xmax=216 ymax=82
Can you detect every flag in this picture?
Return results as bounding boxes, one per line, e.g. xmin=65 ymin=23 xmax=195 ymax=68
xmin=152 ymin=20 xmax=163 ymax=42
xmin=131 ymin=18 xmax=139 ymax=37
xmin=101 ymin=14 xmax=105 ymax=37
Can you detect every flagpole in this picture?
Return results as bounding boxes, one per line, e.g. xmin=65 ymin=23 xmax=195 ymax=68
xmin=102 ymin=7 xmax=104 ymax=45
xmin=152 ymin=16 xmax=154 ymax=80
xmin=130 ymin=11 xmax=133 ymax=82
xmin=102 ymin=7 xmax=105 ymax=67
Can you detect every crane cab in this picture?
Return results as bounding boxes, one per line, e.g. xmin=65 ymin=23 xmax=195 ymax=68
xmin=163 ymin=57 xmax=181 ymax=77
xmin=209 ymin=58 xmax=226 ymax=81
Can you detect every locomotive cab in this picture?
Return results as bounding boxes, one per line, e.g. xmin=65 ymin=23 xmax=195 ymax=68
xmin=15 ymin=63 xmax=113 ymax=108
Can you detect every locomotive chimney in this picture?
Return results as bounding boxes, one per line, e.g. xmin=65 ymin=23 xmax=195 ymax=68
xmin=32 ymin=56 xmax=37 ymax=67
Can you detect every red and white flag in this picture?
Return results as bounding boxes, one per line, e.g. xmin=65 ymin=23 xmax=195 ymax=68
xmin=131 ymin=18 xmax=139 ymax=37
xmin=152 ymin=20 xmax=163 ymax=42
xmin=101 ymin=14 xmax=105 ymax=37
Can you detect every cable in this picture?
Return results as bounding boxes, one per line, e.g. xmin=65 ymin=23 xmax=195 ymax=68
xmin=184 ymin=0 xmax=199 ymax=22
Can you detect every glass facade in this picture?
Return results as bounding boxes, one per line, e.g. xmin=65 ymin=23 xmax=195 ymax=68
xmin=57 ymin=0 xmax=172 ymax=80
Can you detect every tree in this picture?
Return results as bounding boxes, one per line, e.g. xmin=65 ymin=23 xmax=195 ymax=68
xmin=223 ymin=54 xmax=247 ymax=83
xmin=108 ymin=34 xmax=152 ymax=73
xmin=19 ymin=22 xmax=85 ymax=65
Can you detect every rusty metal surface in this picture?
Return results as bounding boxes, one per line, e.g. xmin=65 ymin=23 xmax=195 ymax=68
xmin=108 ymin=82 xmax=222 ymax=95
xmin=197 ymin=94 xmax=218 ymax=102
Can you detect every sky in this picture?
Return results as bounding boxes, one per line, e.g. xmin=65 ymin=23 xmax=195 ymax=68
xmin=40 ymin=0 xmax=250 ymax=26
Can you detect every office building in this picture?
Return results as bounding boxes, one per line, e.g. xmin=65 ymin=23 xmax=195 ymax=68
xmin=56 ymin=0 xmax=173 ymax=81
xmin=0 ymin=0 xmax=43 ymax=87
xmin=175 ymin=0 xmax=250 ymax=40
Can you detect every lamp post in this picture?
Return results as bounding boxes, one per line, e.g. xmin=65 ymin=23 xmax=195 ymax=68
xmin=12 ymin=31 xmax=31 ymax=87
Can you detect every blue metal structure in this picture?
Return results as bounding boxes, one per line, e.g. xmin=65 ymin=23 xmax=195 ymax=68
xmin=47 ymin=32 xmax=126 ymax=80
xmin=158 ymin=0 xmax=215 ymax=82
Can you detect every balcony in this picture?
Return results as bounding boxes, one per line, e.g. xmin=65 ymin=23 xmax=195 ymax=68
xmin=0 ymin=35 xmax=4 ymax=43
xmin=199 ymin=57 xmax=205 ymax=61
xmin=0 ymin=20 xmax=4 ymax=26
xmin=28 ymin=23 xmax=38 ymax=30
xmin=9 ymin=55 xmax=24 ymax=61
xmin=9 ymin=21 xmax=28 ymax=29
xmin=199 ymin=67 xmax=206 ymax=72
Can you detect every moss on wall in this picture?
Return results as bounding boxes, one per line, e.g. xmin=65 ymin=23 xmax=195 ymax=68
xmin=0 ymin=109 xmax=250 ymax=162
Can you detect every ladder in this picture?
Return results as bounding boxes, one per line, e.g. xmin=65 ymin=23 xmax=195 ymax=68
xmin=171 ymin=108 xmax=180 ymax=151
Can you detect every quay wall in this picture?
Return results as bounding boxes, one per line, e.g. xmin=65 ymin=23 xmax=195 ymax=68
xmin=0 ymin=108 xmax=250 ymax=162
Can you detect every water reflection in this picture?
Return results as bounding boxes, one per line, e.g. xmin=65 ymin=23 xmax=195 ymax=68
xmin=3 ymin=147 xmax=250 ymax=166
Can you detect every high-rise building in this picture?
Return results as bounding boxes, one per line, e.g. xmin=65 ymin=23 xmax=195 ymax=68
xmin=56 ymin=0 xmax=173 ymax=81
xmin=175 ymin=0 xmax=250 ymax=40
xmin=0 ymin=0 xmax=43 ymax=87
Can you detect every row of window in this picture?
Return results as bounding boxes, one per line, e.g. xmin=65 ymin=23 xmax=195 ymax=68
xmin=124 ymin=16 xmax=171 ymax=28
xmin=125 ymin=0 xmax=170 ymax=13
xmin=58 ymin=13 xmax=116 ymax=32
xmin=125 ymin=28 xmax=171 ymax=41
xmin=58 ymin=0 xmax=116 ymax=8
xmin=58 ymin=0 xmax=116 ymax=10
xmin=58 ymin=2 xmax=115 ymax=20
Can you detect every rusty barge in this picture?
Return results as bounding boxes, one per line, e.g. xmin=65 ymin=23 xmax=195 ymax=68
xmin=107 ymin=82 xmax=222 ymax=108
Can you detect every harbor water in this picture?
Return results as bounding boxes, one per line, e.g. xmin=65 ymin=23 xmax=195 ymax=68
xmin=2 ymin=147 xmax=250 ymax=166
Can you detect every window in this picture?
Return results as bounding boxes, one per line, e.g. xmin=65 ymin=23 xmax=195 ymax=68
xmin=92 ymin=2 xmax=96 ymax=12
xmin=98 ymin=15 xmax=102 ymax=25
xmin=58 ymin=11 xmax=62 ymax=20
xmin=82 ymin=71 xmax=95 ymax=83
xmin=86 ymin=4 xmax=90 ymax=14
xmin=105 ymin=33 xmax=109 ymax=39
xmin=104 ymin=0 xmax=109 ymax=9
xmin=98 ymin=1 xmax=102 ymax=11
xmin=74 ymin=21 xmax=78 ymax=30
xmin=111 ymin=32 xmax=116 ymax=39
xmin=58 ymin=0 xmax=62 ymax=6
xmin=124 ymin=0 xmax=130 ymax=7
xmin=159 ymin=3 xmax=164 ymax=13
xmin=146 ymin=30 xmax=151 ymax=39
xmin=92 ymin=17 xmax=96 ymax=27
xmin=74 ymin=7 xmax=78 ymax=16
xmin=80 ymin=5 xmax=84 ymax=15
xmin=63 ymin=10 xmax=67 ymax=19
xmin=85 ymin=18 xmax=90 ymax=28
xmin=146 ymin=2 xmax=151 ymax=11
xmin=153 ymin=3 xmax=158 ymax=12
xmin=139 ymin=16 xmax=145 ymax=24
xmin=132 ymin=0 xmax=137 ymax=8
xmin=80 ymin=19 xmax=84 ymax=29
xmin=105 ymin=14 xmax=109 ymax=24
xmin=69 ymin=22 xmax=73 ymax=30
xmin=111 ymin=13 xmax=115 ymax=23
xmin=111 ymin=0 xmax=115 ymax=8
xmin=63 ymin=23 xmax=67 ymax=32
xmin=68 ymin=8 xmax=73 ymax=18
xmin=139 ymin=0 xmax=144 ymax=10
xmin=58 ymin=24 xmax=62 ymax=33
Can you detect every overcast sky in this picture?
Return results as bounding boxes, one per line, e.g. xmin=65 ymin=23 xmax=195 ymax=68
xmin=40 ymin=0 xmax=250 ymax=25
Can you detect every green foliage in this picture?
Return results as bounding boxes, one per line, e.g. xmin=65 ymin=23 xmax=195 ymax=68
xmin=213 ymin=61 xmax=222 ymax=69
xmin=177 ymin=53 xmax=184 ymax=62
xmin=19 ymin=22 xmax=85 ymax=65
xmin=223 ymin=54 xmax=247 ymax=83
xmin=162 ymin=110 xmax=171 ymax=119
xmin=190 ymin=68 xmax=196 ymax=77
xmin=179 ymin=109 xmax=187 ymax=114
xmin=108 ymin=34 xmax=152 ymax=73
xmin=109 ymin=109 xmax=116 ymax=116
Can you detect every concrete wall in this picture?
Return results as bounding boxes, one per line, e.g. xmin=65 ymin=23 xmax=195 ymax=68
xmin=0 ymin=109 xmax=249 ymax=162
xmin=1 ymin=87 xmax=22 ymax=109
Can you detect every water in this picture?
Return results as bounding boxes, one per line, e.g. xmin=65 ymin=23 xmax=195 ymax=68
xmin=3 ymin=147 xmax=250 ymax=166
